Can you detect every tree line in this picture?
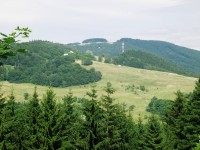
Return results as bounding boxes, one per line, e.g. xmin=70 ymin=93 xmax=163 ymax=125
xmin=0 ymin=80 xmax=200 ymax=149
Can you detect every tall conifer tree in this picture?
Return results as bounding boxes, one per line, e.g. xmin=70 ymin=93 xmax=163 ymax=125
xmin=144 ymin=115 xmax=164 ymax=150
xmin=183 ymin=78 xmax=200 ymax=149
xmin=40 ymin=88 xmax=61 ymax=149
xmin=58 ymin=91 xmax=82 ymax=149
xmin=164 ymin=90 xmax=187 ymax=149
xmin=0 ymin=91 xmax=21 ymax=149
xmin=25 ymin=87 xmax=42 ymax=149
xmin=100 ymin=83 xmax=122 ymax=149
xmin=82 ymin=85 xmax=103 ymax=150
xmin=134 ymin=115 xmax=146 ymax=150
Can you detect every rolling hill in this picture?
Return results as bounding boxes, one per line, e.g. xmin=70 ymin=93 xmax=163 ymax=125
xmin=0 ymin=40 xmax=101 ymax=87
xmin=0 ymin=61 xmax=196 ymax=117
xmin=0 ymin=40 xmax=197 ymax=117
xmin=71 ymin=38 xmax=200 ymax=75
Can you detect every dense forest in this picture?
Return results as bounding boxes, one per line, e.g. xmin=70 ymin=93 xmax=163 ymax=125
xmin=112 ymin=50 xmax=192 ymax=76
xmin=0 ymin=80 xmax=200 ymax=149
xmin=0 ymin=40 xmax=101 ymax=87
xmin=82 ymin=38 xmax=108 ymax=43
xmin=71 ymin=38 xmax=200 ymax=75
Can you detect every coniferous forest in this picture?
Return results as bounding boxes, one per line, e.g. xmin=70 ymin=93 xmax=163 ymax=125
xmin=0 ymin=81 xmax=200 ymax=149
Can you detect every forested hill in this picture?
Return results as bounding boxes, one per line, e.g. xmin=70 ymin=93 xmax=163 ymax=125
xmin=71 ymin=38 xmax=200 ymax=75
xmin=112 ymin=50 xmax=192 ymax=76
xmin=0 ymin=40 xmax=102 ymax=87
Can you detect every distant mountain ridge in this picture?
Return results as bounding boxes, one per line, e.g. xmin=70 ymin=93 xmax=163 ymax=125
xmin=70 ymin=38 xmax=200 ymax=75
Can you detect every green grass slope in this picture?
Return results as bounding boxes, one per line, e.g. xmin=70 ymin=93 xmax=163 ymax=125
xmin=0 ymin=61 xmax=196 ymax=118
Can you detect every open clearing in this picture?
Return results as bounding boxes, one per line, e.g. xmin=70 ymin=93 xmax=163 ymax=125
xmin=0 ymin=61 xmax=197 ymax=118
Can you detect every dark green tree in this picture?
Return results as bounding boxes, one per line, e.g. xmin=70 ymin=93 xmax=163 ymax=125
xmin=58 ymin=91 xmax=83 ymax=149
xmin=82 ymin=85 xmax=103 ymax=150
xmin=23 ymin=92 xmax=29 ymax=101
xmin=183 ymin=78 xmax=200 ymax=149
xmin=164 ymin=90 xmax=187 ymax=149
xmin=0 ymin=85 xmax=6 ymax=129
xmin=24 ymin=87 xmax=43 ymax=149
xmin=162 ymin=124 xmax=176 ymax=150
xmin=144 ymin=115 xmax=164 ymax=150
xmin=39 ymin=88 xmax=62 ymax=149
xmin=100 ymin=83 xmax=122 ymax=149
xmin=104 ymin=56 xmax=111 ymax=63
xmin=134 ymin=115 xmax=146 ymax=150
xmin=0 ymin=91 xmax=22 ymax=149
xmin=114 ymin=103 xmax=137 ymax=149
xmin=82 ymin=58 xmax=93 ymax=65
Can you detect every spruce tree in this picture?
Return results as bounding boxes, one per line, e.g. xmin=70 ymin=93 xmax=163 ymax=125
xmin=100 ymin=83 xmax=122 ymax=149
xmin=124 ymin=108 xmax=137 ymax=149
xmin=134 ymin=115 xmax=146 ymax=150
xmin=58 ymin=91 xmax=82 ymax=149
xmin=164 ymin=90 xmax=187 ymax=149
xmin=144 ymin=115 xmax=164 ymax=150
xmin=39 ymin=88 xmax=61 ymax=149
xmin=0 ymin=91 xmax=21 ymax=149
xmin=162 ymin=124 xmax=176 ymax=150
xmin=25 ymin=87 xmax=42 ymax=149
xmin=114 ymin=103 xmax=137 ymax=149
xmin=183 ymin=78 xmax=200 ymax=149
xmin=82 ymin=85 xmax=103 ymax=150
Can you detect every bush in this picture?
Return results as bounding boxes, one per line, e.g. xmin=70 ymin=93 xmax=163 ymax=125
xmin=81 ymin=58 xmax=93 ymax=66
xmin=146 ymin=96 xmax=173 ymax=118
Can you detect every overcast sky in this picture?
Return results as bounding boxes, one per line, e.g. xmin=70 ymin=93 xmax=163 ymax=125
xmin=1 ymin=0 xmax=200 ymax=50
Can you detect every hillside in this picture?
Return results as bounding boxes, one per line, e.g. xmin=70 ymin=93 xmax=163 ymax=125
xmin=0 ymin=40 xmax=101 ymax=87
xmin=1 ymin=61 xmax=196 ymax=117
xmin=112 ymin=50 xmax=191 ymax=76
xmin=71 ymin=38 xmax=200 ymax=75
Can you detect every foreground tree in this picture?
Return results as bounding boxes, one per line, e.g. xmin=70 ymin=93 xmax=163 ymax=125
xmin=39 ymin=88 xmax=62 ymax=149
xmin=82 ymin=85 xmax=104 ymax=150
xmin=25 ymin=87 xmax=42 ymax=149
xmin=58 ymin=91 xmax=82 ymax=149
xmin=164 ymin=90 xmax=187 ymax=149
xmin=100 ymin=83 xmax=122 ymax=149
xmin=0 ymin=91 xmax=23 ymax=149
xmin=134 ymin=115 xmax=146 ymax=150
xmin=184 ymin=78 xmax=200 ymax=149
xmin=144 ymin=115 xmax=164 ymax=150
xmin=0 ymin=27 xmax=31 ymax=64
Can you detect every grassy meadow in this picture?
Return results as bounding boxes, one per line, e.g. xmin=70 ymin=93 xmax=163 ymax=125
xmin=0 ymin=61 xmax=197 ymax=118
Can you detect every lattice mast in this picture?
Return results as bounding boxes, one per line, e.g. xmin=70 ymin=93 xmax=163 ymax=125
xmin=122 ymin=42 xmax=125 ymax=53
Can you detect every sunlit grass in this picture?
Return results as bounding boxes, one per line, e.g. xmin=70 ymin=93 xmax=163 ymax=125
xmin=0 ymin=61 xmax=196 ymax=118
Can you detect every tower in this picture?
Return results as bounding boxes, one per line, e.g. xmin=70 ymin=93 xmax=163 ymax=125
xmin=122 ymin=42 xmax=125 ymax=53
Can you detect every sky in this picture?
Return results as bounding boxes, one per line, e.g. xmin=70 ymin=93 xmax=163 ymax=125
xmin=1 ymin=0 xmax=200 ymax=50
